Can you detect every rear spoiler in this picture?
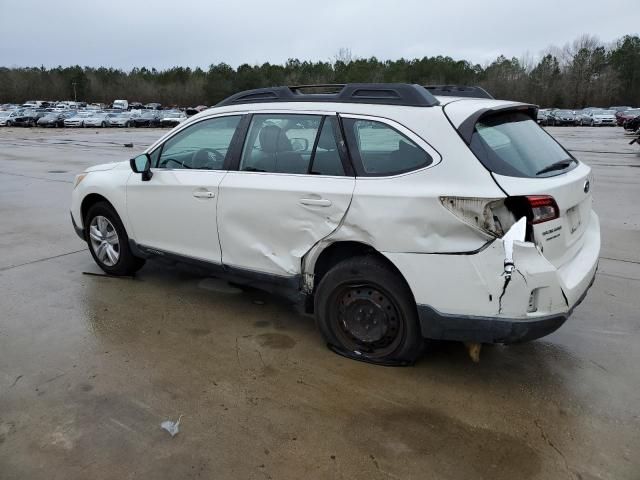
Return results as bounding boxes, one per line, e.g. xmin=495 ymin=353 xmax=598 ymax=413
xmin=457 ymin=104 xmax=539 ymax=144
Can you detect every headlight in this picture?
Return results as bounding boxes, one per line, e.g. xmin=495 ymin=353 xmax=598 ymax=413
xmin=73 ymin=173 xmax=88 ymax=189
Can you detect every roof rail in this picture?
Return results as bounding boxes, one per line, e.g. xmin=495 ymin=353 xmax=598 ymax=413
xmin=216 ymin=83 xmax=440 ymax=108
xmin=423 ymin=85 xmax=494 ymax=99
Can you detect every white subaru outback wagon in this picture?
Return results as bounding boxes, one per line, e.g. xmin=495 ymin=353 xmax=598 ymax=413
xmin=71 ymin=84 xmax=600 ymax=364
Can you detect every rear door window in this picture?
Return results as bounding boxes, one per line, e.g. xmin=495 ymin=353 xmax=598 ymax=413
xmin=342 ymin=118 xmax=432 ymax=176
xmin=470 ymin=112 xmax=576 ymax=178
xmin=239 ymin=114 xmax=345 ymax=176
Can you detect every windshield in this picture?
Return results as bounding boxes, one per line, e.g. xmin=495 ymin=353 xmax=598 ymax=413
xmin=599 ymin=110 xmax=615 ymax=115
xmin=469 ymin=112 xmax=575 ymax=178
xmin=624 ymin=109 xmax=640 ymax=115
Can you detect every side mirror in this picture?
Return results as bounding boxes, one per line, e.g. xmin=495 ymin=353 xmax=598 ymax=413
xmin=290 ymin=138 xmax=309 ymax=152
xmin=130 ymin=153 xmax=153 ymax=181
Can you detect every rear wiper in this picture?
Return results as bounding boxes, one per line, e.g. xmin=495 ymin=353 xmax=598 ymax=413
xmin=536 ymin=158 xmax=576 ymax=176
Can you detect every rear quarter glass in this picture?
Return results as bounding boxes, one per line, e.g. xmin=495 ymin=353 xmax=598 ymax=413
xmin=469 ymin=111 xmax=576 ymax=178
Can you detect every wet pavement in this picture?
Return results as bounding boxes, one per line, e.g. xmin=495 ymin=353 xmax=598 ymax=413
xmin=0 ymin=126 xmax=638 ymax=479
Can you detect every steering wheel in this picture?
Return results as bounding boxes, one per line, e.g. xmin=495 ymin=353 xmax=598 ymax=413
xmin=191 ymin=148 xmax=225 ymax=169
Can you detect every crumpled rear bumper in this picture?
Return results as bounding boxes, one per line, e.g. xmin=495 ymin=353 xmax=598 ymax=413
xmin=384 ymin=212 xmax=600 ymax=344
xmin=416 ymin=267 xmax=595 ymax=343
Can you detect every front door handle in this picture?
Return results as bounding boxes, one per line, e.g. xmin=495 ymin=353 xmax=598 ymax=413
xmin=299 ymin=198 xmax=331 ymax=207
xmin=193 ymin=190 xmax=215 ymax=199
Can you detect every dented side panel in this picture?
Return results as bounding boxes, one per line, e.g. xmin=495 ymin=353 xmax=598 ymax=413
xmin=218 ymin=171 xmax=355 ymax=276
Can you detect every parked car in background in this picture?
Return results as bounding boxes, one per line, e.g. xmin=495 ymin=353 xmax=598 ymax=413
xmin=536 ymin=109 xmax=550 ymax=126
xmin=112 ymin=100 xmax=129 ymax=110
xmin=107 ymin=112 xmax=134 ymax=127
xmin=578 ymin=108 xmax=603 ymax=125
xmin=83 ymin=112 xmax=110 ymax=128
xmin=623 ymin=115 xmax=640 ymax=132
xmin=132 ymin=110 xmax=162 ymax=127
xmin=37 ymin=111 xmax=70 ymax=127
xmin=0 ymin=111 xmax=12 ymax=126
xmin=144 ymin=103 xmax=162 ymax=110
xmin=159 ymin=110 xmax=187 ymax=127
xmin=6 ymin=109 xmax=40 ymax=127
xmin=615 ymin=108 xmax=640 ymax=126
xmin=582 ymin=109 xmax=617 ymax=127
xmin=64 ymin=111 xmax=91 ymax=127
xmin=64 ymin=111 xmax=94 ymax=127
xmin=548 ymin=109 xmax=578 ymax=126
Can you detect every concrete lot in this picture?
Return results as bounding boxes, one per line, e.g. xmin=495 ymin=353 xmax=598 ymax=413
xmin=0 ymin=125 xmax=638 ymax=479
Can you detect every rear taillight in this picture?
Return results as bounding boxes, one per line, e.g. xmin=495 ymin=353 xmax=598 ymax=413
xmin=525 ymin=195 xmax=559 ymax=224
xmin=441 ymin=195 xmax=560 ymax=241
xmin=440 ymin=196 xmax=513 ymax=238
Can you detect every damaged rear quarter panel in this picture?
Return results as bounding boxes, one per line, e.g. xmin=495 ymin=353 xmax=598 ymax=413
xmin=316 ymin=107 xmax=507 ymax=255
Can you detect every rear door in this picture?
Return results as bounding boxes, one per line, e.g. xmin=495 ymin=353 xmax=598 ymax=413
xmin=217 ymin=112 xmax=355 ymax=277
xmin=464 ymin=110 xmax=593 ymax=268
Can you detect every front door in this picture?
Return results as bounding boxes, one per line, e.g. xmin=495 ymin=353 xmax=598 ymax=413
xmin=126 ymin=115 xmax=242 ymax=263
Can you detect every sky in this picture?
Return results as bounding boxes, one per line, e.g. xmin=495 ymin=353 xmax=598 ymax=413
xmin=1 ymin=0 xmax=638 ymax=70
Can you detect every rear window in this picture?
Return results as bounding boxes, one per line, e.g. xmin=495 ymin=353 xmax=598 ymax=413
xmin=469 ymin=112 xmax=575 ymax=178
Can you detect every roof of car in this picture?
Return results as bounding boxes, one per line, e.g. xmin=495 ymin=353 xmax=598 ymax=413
xmin=216 ymin=84 xmax=441 ymax=108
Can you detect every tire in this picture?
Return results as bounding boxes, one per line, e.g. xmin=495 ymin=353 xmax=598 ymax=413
xmin=315 ymin=255 xmax=423 ymax=364
xmin=101 ymin=121 xmax=106 ymax=128
xmin=126 ymin=121 xmax=132 ymax=128
xmin=84 ymin=201 xmax=145 ymax=276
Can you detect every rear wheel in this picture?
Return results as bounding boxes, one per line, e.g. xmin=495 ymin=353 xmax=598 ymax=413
xmin=315 ymin=256 xmax=423 ymax=364
xmin=85 ymin=202 xmax=145 ymax=276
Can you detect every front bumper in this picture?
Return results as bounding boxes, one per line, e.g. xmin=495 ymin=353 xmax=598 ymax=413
xmin=71 ymin=212 xmax=84 ymax=240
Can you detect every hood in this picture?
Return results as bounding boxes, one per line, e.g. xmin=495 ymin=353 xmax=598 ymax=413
xmin=593 ymin=114 xmax=615 ymax=119
xmin=84 ymin=160 xmax=128 ymax=173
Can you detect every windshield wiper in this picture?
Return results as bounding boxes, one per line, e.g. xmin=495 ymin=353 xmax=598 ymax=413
xmin=536 ymin=158 xmax=576 ymax=176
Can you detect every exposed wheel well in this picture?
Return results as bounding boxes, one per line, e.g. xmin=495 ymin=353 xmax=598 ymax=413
xmin=307 ymin=241 xmax=415 ymax=313
xmin=80 ymin=194 xmax=115 ymax=226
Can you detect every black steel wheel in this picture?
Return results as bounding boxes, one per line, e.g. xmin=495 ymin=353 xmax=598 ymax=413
xmin=331 ymin=284 xmax=404 ymax=357
xmin=315 ymin=255 xmax=423 ymax=363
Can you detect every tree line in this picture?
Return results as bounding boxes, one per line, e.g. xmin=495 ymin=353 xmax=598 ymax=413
xmin=1 ymin=34 xmax=639 ymax=108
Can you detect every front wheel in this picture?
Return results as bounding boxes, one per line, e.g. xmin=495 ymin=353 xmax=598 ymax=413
xmin=315 ymin=256 xmax=423 ymax=364
xmin=85 ymin=202 xmax=145 ymax=276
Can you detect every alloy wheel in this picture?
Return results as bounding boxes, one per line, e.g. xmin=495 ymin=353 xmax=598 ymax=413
xmin=89 ymin=215 xmax=120 ymax=266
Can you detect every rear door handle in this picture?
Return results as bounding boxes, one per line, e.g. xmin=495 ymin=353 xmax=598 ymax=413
xmin=193 ymin=190 xmax=215 ymax=199
xmin=299 ymin=198 xmax=332 ymax=207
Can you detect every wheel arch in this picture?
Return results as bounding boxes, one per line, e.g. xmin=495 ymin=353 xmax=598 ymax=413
xmin=81 ymin=193 xmax=118 ymax=226
xmin=305 ymin=240 xmax=416 ymax=313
